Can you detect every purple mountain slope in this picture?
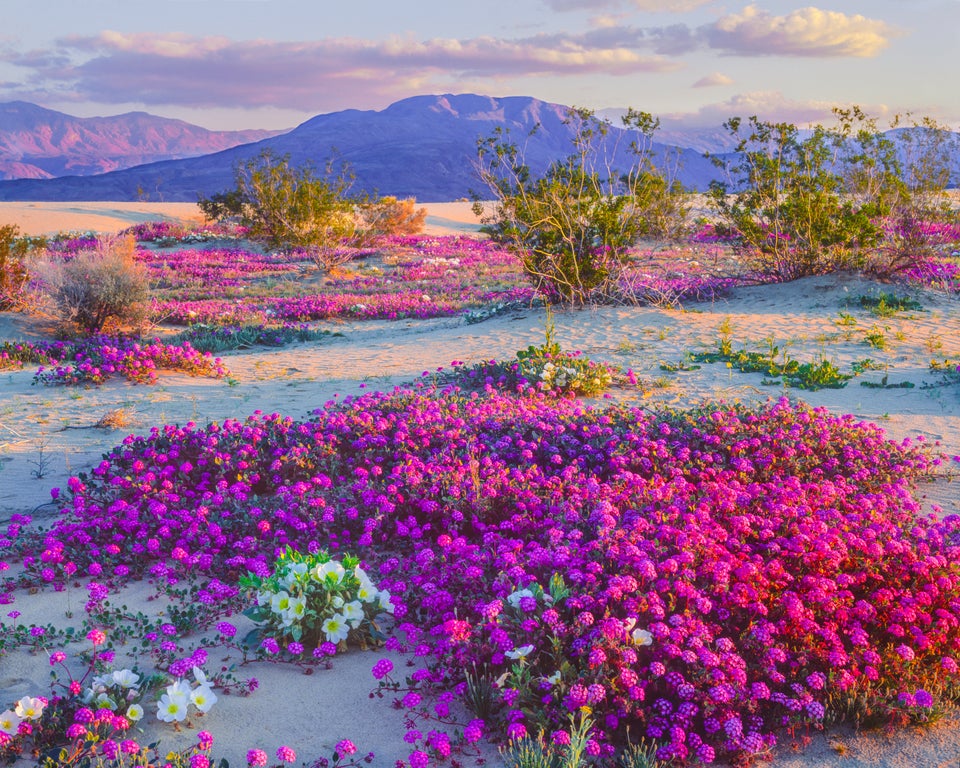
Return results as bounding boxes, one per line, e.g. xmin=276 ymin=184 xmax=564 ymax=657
xmin=0 ymin=101 xmax=281 ymax=180
xmin=0 ymin=95 xmax=725 ymax=202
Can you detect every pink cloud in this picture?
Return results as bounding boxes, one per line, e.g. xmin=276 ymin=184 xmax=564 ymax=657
xmin=2 ymin=30 xmax=678 ymax=110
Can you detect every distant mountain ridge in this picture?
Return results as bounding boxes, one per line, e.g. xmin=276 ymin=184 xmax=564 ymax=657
xmin=0 ymin=95 xmax=955 ymax=202
xmin=0 ymin=94 xmax=723 ymax=201
xmin=0 ymin=101 xmax=280 ymax=180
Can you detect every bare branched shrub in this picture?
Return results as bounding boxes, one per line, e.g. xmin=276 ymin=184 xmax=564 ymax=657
xmin=38 ymin=235 xmax=149 ymax=333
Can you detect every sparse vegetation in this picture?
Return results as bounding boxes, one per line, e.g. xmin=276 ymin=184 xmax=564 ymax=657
xmin=37 ymin=234 xmax=149 ymax=333
xmin=475 ymin=107 xmax=688 ymax=304
xmin=0 ymin=224 xmax=35 ymax=311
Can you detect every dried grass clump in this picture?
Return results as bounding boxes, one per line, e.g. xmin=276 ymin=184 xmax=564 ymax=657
xmin=94 ymin=408 xmax=136 ymax=430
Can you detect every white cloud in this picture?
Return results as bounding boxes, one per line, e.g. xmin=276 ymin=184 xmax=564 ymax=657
xmin=665 ymin=90 xmax=894 ymax=127
xmin=707 ymin=5 xmax=896 ymax=58
xmin=692 ymin=71 xmax=733 ymax=88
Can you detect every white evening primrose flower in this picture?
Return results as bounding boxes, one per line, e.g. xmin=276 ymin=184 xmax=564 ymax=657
xmin=313 ymin=560 xmax=346 ymax=585
xmin=506 ymin=589 xmax=534 ymax=609
xmin=125 ymin=703 xmax=144 ymax=722
xmin=256 ymin=589 xmax=273 ymax=607
xmin=93 ymin=692 xmax=118 ymax=711
xmin=342 ymin=600 xmax=364 ymax=627
xmin=378 ymin=590 xmax=395 ymax=614
xmin=543 ymin=671 xmax=562 ymax=687
xmin=112 ymin=669 xmax=140 ymax=689
xmin=14 ymin=696 xmax=45 ymax=720
xmin=287 ymin=595 xmax=307 ymax=620
xmin=0 ymin=709 xmax=22 ymax=735
xmin=281 ymin=562 xmax=309 ymax=589
xmin=165 ymin=679 xmax=191 ymax=704
xmin=190 ymin=684 xmax=217 ymax=713
xmin=504 ymin=644 xmax=535 ymax=661
xmin=192 ymin=666 xmax=209 ymax=686
xmin=156 ymin=693 xmax=187 ymax=722
xmin=321 ymin=613 xmax=351 ymax=644
xmin=270 ymin=590 xmax=292 ymax=616
xmin=356 ymin=580 xmax=378 ymax=603
xmin=632 ymin=628 xmax=654 ymax=646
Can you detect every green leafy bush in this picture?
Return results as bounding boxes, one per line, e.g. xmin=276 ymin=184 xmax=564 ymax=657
xmin=708 ymin=113 xmax=889 ymax=281
xmin=199 ymin=149 xmax=357 ymax=258
xmin=475 ymin=108 xmax=688 ymax=304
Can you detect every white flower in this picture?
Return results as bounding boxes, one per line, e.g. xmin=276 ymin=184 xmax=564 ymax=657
xmin=332 ymin=595 xmax=345 ymax=609
xmin=270 ymin=590 xmax=292 ymax=616
xmin=506 ymin=588 xmax=534 ymax=609
xmin=505 ymin=644 xmax=535 ymax=660
xmin=256 ymin=590 xmax=273 ymax=607
xmin=14 ymin=696 xmax=45 ymax=721
xmin=280 ymin=562 xmax=309 ymax=589
xmin=112 ymin=669 xmax=140 ymax=689
xmin=285 ymin=595 xmax=307 ymax=622
xmin=543 ymin=671 xmax=562 ymax=687
xmin=342 ymin=600 xmax=365 ymax=627
xmin=93 ymin=692 xmax=118 ymax=710
xmin=190 ymin=684 xmax=217 ymax=713
xmin=192 ymin=666 xmax=209 ymax=686
xmin=156 ymin=694 xmax=187 ymax=722
xmin=356 ymin=580 xmax=378 ymax=603
xmin=322 ymin=613 xmax=351 ymax=644
xmin=632 ymin=628 xmax=654 ymax=646
xmin=312 ymin=560 xmax=346 ymax=584
xmin=126 ymin=703 xmax=144 ymax=722
xmin=0 ymin=709 xmax=22 ymax=735
xmin=378 ymin=590 xmax=395 ymax=614
xmin=164 ymin=679 xmax=191 ymax=705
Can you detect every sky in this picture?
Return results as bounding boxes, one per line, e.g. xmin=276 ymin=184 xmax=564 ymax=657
xmin=2 ymin=0 xmax=959 ymax=132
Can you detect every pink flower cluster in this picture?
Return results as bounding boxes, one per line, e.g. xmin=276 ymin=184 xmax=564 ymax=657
xmin=0 ymin=335 xmax=228 ymax=385
xmin=12 ymin=387 xmax=957 ymax=764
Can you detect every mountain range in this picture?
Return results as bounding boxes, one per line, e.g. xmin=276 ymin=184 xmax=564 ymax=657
xmin=0 ymin=95 xmax=723 ymax=202
xmin=0 ymin=95 xmax=955 ymax=203
xmin=0 ymin=101 xmax=279 ymax=181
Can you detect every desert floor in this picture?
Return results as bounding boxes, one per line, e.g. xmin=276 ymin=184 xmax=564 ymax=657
xmin=0 ymin=201 xmax=958 ymax=767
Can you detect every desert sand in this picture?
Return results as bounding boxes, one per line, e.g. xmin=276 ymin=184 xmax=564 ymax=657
xmin=0 ymin=202 xmax=958 ymax=766
xmin=0 ymin=200 xmax=484 ymax=238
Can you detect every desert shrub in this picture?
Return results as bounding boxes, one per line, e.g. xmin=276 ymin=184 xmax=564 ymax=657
xmin=356 ymin=196 xmax=427 ymax=242
xmin=37 ymin=235 xmax=149 ymax=333
xmin=475 ymin=108 xmax=688 ymax=304
xmin=199 ymin=149 xmax=357 ymax=271
xmin=708 ymin=114 xmax=888 ymax=281
xmin=867 ymin=115 xmax=960 ymax=278
xmin=0 ymin=224 xmax=34 ymax=311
